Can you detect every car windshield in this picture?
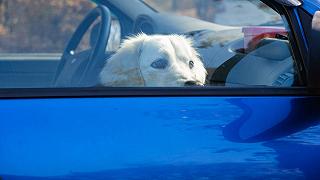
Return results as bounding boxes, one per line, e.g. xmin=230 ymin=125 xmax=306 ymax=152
xmin=143 ymin=0 xmax=283 ymax=26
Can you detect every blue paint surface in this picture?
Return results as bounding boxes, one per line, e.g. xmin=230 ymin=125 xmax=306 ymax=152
xmin=303 ymin=0 xmax=320 ymax=14
xmin=1 ymin=96 xmax=320 ymax=179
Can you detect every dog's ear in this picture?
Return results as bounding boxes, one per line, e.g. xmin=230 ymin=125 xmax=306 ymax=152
xmin=169 ymin=35 xmax=199 ymax=55
xmin=99 ymin=34 xmax=147 ymax=87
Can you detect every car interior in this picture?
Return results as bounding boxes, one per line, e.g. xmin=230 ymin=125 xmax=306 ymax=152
xmin=0 ymin=0 xmax=298 ymax=88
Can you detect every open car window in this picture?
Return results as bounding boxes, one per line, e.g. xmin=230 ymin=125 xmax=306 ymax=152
xmin=0 ymin=0 xmax=302 ymax=89
xmin=142 ymin=0 xmax=298 ymax=87
xmin=144 ymin=0 xmax=284 ymax=26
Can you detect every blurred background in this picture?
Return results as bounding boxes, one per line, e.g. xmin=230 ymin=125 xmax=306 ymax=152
xmin=0 ymin=0 xmax=281 ymax=53
xmin=144 ymin=0 xmax=280 ymax=25
xmin=0 ymin=0 xmax=94 ymax=53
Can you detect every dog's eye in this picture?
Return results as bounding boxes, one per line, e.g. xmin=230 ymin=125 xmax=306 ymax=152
xmin=189 ymin=61 xmax=194 ymax=69
xmin=151 ymin=58 xmax=168 ymax=69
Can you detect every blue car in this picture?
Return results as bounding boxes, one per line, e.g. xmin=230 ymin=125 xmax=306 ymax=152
xmin=0 ymin=0 xmax=320 ymax=179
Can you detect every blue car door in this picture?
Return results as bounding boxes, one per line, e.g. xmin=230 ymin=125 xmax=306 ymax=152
xmin=1 ymin=92 xmax=320 ymax=179
xmin=1 ymin=0 xmax=320 ymax=179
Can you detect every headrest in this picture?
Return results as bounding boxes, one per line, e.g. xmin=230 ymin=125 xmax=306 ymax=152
xmin=252 ymin=38 xmax=291 ymax=61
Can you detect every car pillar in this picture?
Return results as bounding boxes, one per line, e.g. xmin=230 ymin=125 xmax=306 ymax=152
xmin=308 ymin=11 xmax=320 ymax=90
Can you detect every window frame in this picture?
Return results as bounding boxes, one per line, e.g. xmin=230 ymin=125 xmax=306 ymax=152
xmin=260 ymin=0 xmax=307 ymax=87
xmin=0 ymin=87 xmax=313 ymax=99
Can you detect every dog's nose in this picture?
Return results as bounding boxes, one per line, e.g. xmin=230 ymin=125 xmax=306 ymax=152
xmin=185 ymin=81 xmax=202 ymax=86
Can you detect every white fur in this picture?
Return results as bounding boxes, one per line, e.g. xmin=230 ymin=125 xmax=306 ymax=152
xmin=100 ymin=34 xmax=207 ymax=87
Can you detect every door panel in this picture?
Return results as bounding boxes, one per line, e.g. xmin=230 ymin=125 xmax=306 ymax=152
xmin=0 ymin=54 xmax=60 ymax=88
xmin=0 ymin=96 xmax=319 ymax=179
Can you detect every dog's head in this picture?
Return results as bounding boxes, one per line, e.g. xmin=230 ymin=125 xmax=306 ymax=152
xmin=100 ymin=34 xmax=207 ymax=87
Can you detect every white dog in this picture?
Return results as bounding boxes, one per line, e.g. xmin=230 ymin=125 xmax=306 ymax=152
xmin=100 ymin=34 xmax=207 ymax=87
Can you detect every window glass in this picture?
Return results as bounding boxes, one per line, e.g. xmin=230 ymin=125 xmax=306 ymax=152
xmin=140 ymin=0 xmax=297 ymax=87
xmin=0 ymin=0 xmax=121 ymax=88
xmin=0 ymin=0 xmax=300 ymax=88
xmin=144 ymin=0 xmax=283 ymax=26
xmin=0 ymin=0 xmax=95 ymax=53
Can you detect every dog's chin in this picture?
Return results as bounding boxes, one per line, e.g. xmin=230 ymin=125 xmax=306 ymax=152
xmin=179 ymin=79 xmax=205 ymax=87
xmin=184 ymin=82 xmax=205 ymax=87
xmin=152 ymin=80 xmax=204 ymax=87
xmin=145 ymin=83 xmax=185 ymax=87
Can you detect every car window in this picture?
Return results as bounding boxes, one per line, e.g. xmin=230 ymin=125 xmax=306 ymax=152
xmin=0 ymin=0 xmax=96 ymax=54
xmin=140 ymin=0 xmax=298 ymax=87
xmin=144 ymin=0 xmax=283 ymax=26
xmin=0 ymin=0 xmax=121 ymax=88
xmin=0 ymin=0 xmax=301 ymax=88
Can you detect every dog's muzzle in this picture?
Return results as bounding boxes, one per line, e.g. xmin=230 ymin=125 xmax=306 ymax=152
xmin=184 ymin=81 xmax=203 ymax=86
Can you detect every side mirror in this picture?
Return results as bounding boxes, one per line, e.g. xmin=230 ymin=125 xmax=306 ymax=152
xmin=308 ymin=11 xmax=320 ymax=89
